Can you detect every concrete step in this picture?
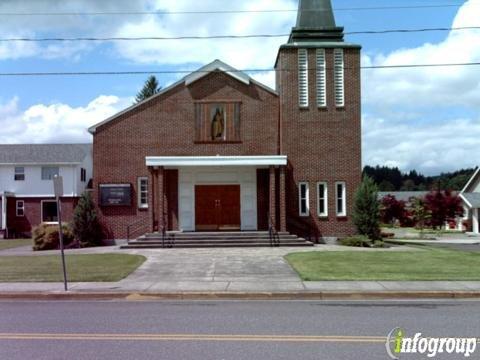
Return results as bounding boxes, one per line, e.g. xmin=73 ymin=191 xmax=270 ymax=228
xmin=129 ymin=238 xmax=308 ymax=245
xmin=138 ymin=235 xmax=300 ymax=241
xmin=121 ymin=241 xmax=314 ymax=249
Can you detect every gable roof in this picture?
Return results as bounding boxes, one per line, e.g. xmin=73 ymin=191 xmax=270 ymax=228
xmin=88 ymin=59 xmax=277 ymax=134
xmin=461 ymin=167 xmax=480 ymax=193
xmin=0 ymin=144 xmax=91 ymax=165
xmin=460 ymin=192 xmax=480 ymax=208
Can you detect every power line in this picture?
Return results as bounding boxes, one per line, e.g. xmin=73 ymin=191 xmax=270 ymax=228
xmin=1 ymin=62 xmax=479 ymax=77
xmin=0 ymin=3 xmax=471 ymax=16
xmin=0 ymin=27 xmax=479 ymax=42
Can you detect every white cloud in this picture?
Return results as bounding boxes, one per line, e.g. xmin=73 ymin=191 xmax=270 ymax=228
xmin=361 ymin=0 xmax=480 ymax=174
xmin=363 ymin=113 xmax=480 ymax=175
xmin=0 ymin=95 xmax=131 ymax=144
xmin=114 ymin=0 xmax=296 ymax=70
xmin=0 ymin=0 xmax=149 ymax=60
xmin=363 ymin=0 xmax=480 ymax=109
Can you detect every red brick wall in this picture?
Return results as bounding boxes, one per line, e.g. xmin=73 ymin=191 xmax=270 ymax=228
xmin=276 ymin=47 xmax=362 ymax=238
xmin=6 ymin=197 xmax=77 ymax=238
xmin=93 ymin=71 xmax=280 ymax=239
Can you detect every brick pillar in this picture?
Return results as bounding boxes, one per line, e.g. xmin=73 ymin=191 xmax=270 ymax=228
xmin=269 ymin=166 xmax=276 ymax=229
xmin=279 ymin=166 xmax=286 ymax=232
xmin=157 ymin=166 xmax=165 ymax=231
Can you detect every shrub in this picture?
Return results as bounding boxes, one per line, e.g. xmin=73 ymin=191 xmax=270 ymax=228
xmin=424 ymin=190 xmax=463 ymax=229
xmin=353 ymin=176 xmax=381 ymax=240
xmin=339 ymin=235 xmax=372 ymax=248
xmin=33 ymin=223 xmax=75 ymax=251
xmin=380 ymin=195 xmax=407 ymax=225
xmin=380 ymin=232 xmax=395 ymax=239
xmin=72 ymin=192 xmax=103 ymax=248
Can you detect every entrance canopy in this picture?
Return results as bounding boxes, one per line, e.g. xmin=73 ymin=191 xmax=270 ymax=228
xmin=146 ymin=155 xmax=287 ymax=168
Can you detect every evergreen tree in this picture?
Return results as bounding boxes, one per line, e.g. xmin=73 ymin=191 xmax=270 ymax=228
xmin=135 ymin=75 xmax=161 ymax=103
xmin=72 ymin=192 xmax=103 ymax=248
xmin=353 ymin=176 xmax=381 ymax=240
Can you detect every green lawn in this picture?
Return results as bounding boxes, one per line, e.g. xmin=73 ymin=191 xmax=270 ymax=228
xmin=0 ymin=254 xmax=146 ymax=282
xmin=0 ymin=239 xmax=32 ymax=251
xmin=285 ymin=248 xmax=480 ymax=281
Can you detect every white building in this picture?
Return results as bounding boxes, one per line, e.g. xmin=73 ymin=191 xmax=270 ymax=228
xmin=0 ymin=144 xmax=92 ymax=238
xmin=459 ymin=167 xmax=480 ymax=234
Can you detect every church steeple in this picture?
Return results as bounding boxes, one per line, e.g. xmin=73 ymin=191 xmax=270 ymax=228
xmin=289 ymin=0 xmax=344 ymax=43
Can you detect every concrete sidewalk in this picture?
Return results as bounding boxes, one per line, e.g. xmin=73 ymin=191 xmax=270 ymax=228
xmin=1 ymin=280 xmax=480 ymax=294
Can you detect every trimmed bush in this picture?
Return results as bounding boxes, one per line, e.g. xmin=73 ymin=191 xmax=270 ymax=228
xmin=339 ymin=235 xmax=372 ymax=248
xmin=33 ymin=223 xmax=75 ymax=251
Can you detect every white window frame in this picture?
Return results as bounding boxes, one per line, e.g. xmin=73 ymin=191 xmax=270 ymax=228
xmin=298 ymin=49 xmax=309 ymax=108
xmin=299 ymin=182 xmax=309 ymax=217
xmin=317 ymin=182 xmax=328 ymax=217
xmin=41 ymin=166 xmax=59 ymax=181
xmin=16 ymin=200 xmax=25 ymax=217
xmin=316 ymin=49 xmax=327 ymax=107
xmin=334 ymin=48 xmax=345 ymax=107
xmin=14 ymin=166 xmax=25 ymax=181
xmin=137 ymin=177 xmax=149 ymax=209
xmin=335 ymin=181 xmax=347 ymax=217
xmin=41 ymin=200 xmax=58 ymax=224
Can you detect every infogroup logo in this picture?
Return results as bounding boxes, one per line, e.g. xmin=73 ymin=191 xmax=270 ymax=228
xmin=386 ymin=328 xmax=478 ymax=359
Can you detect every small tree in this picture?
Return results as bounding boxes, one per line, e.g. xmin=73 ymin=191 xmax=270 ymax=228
xmin=353 ymin=176 xmax=381 ymax=240
xmin=424 ymin=190 xmax=463 ymax=229
xmin=72 ymin=192 xmax=103 ymax=248
xmin=411 ymin=197 xmax=431 ymax=237
xmin=380 ymin=195 xmax=406 ymax=226
xmin=135 ymin=75 xmax=161 ymax=103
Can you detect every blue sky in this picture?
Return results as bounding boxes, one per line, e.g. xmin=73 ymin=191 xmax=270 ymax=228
xmin=0 ymin=0 xmax=479 ymax=175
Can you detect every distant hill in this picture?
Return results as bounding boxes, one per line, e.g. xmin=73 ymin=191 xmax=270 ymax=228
xmin=363 ymin=166 xmax=476 ymax=191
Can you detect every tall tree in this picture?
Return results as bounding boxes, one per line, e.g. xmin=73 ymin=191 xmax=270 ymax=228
xmin=353 ymin=176 xmax=381 ymax=240
xmin=72 ymin=192 xmax=103 ymax=248
xmin=135 ymin=75 xmax=161 ymax=103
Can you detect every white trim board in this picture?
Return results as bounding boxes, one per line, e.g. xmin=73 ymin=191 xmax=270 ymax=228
xmin=146 ymin=156 xmax=287 ymax=167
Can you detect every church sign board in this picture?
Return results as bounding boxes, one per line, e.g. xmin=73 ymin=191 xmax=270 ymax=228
xmin=99 ymin=184 xmax=132 ymax=206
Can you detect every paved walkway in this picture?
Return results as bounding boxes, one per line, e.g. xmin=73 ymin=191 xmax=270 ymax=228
xmin=1 ymin=244 xmax=479 ymax=294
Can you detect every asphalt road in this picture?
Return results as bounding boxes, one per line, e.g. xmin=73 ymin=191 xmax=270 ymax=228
xmin=0 ymin=299 xmax=478 ymax=360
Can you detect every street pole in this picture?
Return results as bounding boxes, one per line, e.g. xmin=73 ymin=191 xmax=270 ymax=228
xmin=53 ymin=175 xmax=68 ymax=291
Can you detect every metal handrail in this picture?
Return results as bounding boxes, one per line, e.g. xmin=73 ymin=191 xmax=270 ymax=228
xmin=268 ymin=212 xmax=280 ymax=247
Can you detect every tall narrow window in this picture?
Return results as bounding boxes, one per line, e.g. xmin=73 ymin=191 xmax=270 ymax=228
xmin=316 ymin=49 xmax=326 ymax=107
xmin=138 ymin=177 xmax=148 ymax=209
xmin=298 ymin=49 xmax=309 ymax=108
xmin=16 ymin=200 xmax=25 ymax=217
xmin=317 ymin=182 xmax=328 ymax=217
xmin=334 ymin=49 xmax=345 ymax=107
xmin=14 ymin=167 xmax=25 ymax=181
xmin=299 ymin=182 xmax=309 ymax=217
xmin=80 ymin=168 xmax=86 ymax=182
xmin=336 ymin=182 xmax=346 ymax=216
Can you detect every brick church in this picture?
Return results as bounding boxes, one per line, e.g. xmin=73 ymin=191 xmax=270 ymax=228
xmin=88 ymin=0 xmax=361 ymax=242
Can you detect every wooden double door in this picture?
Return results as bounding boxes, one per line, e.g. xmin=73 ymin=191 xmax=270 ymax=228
xmin=195 ymin=185 xmax=241 ymax=231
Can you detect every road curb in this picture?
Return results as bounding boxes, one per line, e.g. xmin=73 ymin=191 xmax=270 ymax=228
xmin=1 ymin=291 xmax=480 ymax=301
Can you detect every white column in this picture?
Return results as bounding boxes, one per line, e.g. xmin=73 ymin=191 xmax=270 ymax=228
xmin=473 ymin=208 xmax=479 ymax=234
xmin=1 ymin=194 xmax=5 ymax=230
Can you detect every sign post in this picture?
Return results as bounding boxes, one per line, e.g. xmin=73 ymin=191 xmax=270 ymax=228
xmin=53 ymin=175 xmax=68 ymax=292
